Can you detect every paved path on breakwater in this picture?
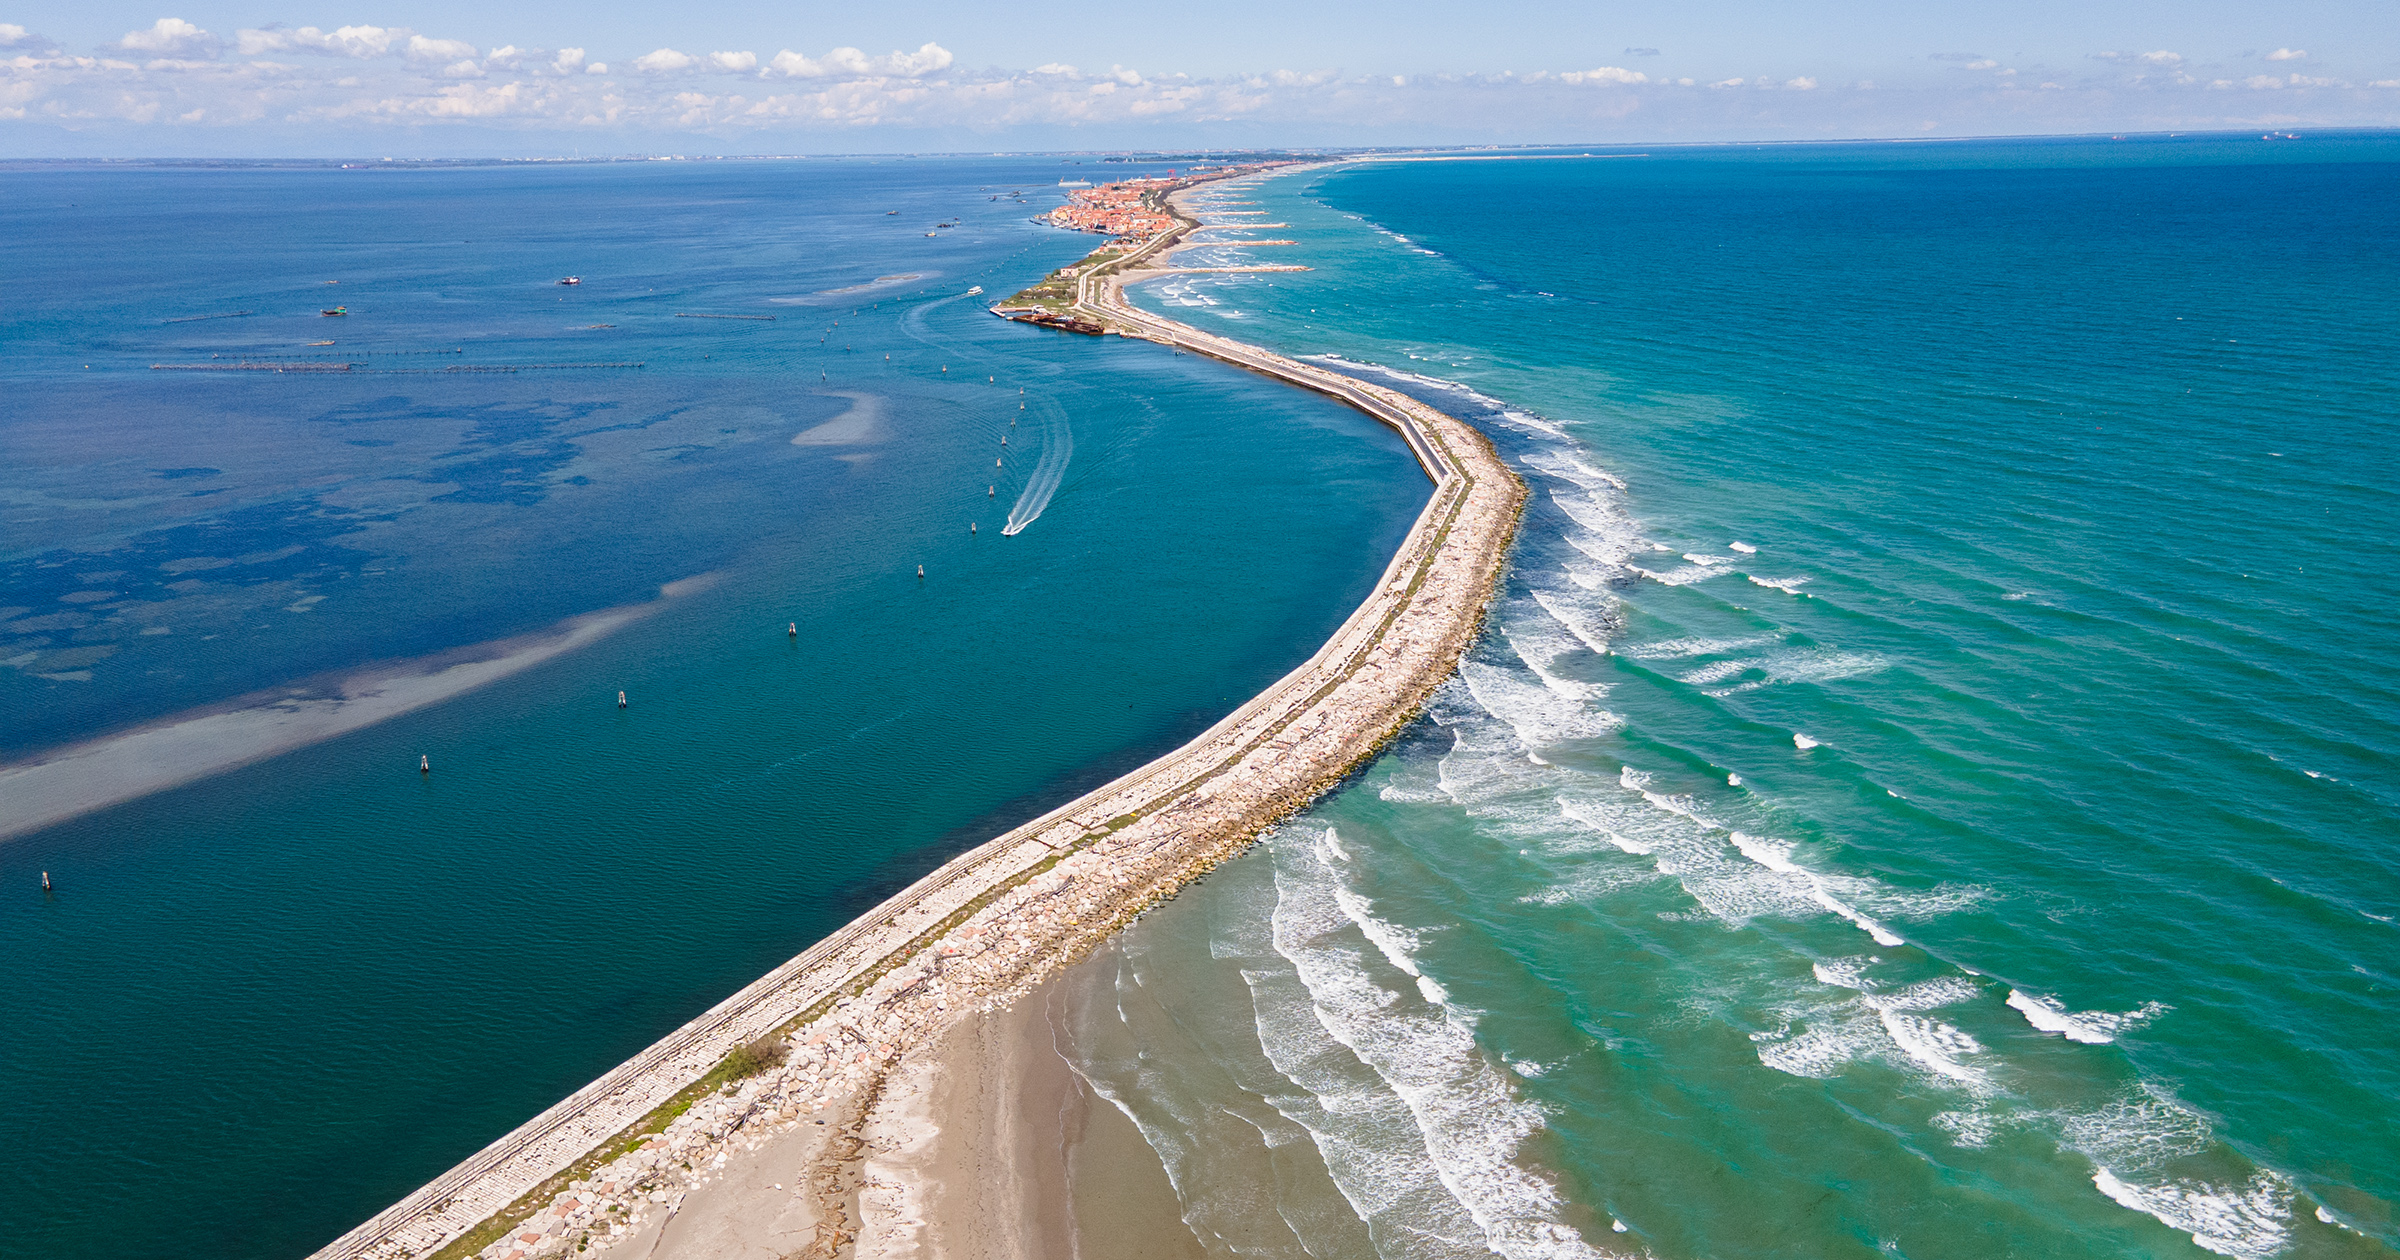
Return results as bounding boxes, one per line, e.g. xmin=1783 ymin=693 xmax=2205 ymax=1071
xmin=311 ymin=167 xmax=1523 ymax=1260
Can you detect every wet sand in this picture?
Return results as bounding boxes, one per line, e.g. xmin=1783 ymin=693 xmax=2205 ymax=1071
xmin=636 ymin=963 xmax=1200 ymax=1260
xmin=852 ymin=972 xmax=1203 ymax=1260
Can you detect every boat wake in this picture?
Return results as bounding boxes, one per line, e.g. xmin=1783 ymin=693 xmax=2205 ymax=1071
xmin=1001 ymin=410 xmax=1073 ymax=536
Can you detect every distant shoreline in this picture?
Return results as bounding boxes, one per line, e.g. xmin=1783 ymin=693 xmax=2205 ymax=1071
xmin=308 ymin=161 xmax=1526 ymax=1260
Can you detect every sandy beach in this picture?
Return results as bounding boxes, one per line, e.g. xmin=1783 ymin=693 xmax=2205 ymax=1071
xmin=598 ymin=952 xmax=1196 ymax=1260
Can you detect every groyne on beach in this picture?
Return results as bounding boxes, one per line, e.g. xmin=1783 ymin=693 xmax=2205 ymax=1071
xmin=313 ymin=164 xmax=1526 ymax=1260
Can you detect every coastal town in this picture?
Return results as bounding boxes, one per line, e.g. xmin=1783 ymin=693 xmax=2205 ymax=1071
xmin=1043 ymin=173 xmax=1188 ymax=239
xmin=992 ymin=162 xmax=1310 ymax=335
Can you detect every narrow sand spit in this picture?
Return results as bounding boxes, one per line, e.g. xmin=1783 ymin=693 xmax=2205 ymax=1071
xmin=0 ymin=574 xmax=720 ymax=843
xmin=312 ymin=163 xmax=1524 ymax=1260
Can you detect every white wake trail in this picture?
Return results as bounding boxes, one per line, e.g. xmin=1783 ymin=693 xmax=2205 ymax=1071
xmin=1001 ymin=410 xmax=1074 ymax=535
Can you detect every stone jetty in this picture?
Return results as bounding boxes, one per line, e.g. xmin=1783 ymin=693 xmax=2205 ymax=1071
xmin=309 ymin=165 xmax=1524 ymax=1260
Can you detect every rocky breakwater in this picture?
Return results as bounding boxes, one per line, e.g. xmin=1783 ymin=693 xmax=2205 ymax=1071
xmin=317 ymin=202 xmax=1523 ymax=1260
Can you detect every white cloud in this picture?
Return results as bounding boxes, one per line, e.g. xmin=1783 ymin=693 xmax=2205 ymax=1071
xmin=765 ymin=42 xmax=952 ymax=79
xmin=0 ymin=23 xmax=44 ymax=48
xmin=14 ymin=40 xmax=2400 ymax=146
xmin=239 ymin=25 xmax=380 ymax=57
xmin=633 ymin=48 xmax=698 ymax=74
xmin=412 ymin=80 xmax=526 ymax=116
xmin=1561 ymin=66 xmax=1646 ymax=85
xmin=116 ymin=18 xmax=218 ymax=57
xmin=2220 ymin=72 xmax=2348 ymax=90
xmin=2265 ymin=48 xmax=2307 ymax=61
xmin=2094 ymin=50 xmax=2183 ymax=66
xmin=406 ymin=35 xmax=477 ymax=63
xmin=235 ymin=25 xmax=469 ymax=60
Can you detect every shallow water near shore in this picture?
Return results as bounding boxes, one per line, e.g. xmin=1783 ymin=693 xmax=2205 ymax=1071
xmin=1076 ymin=135 xmax=2400 ymax=1259
xmin=0 ymin=159 xmax=1426 ymax=1259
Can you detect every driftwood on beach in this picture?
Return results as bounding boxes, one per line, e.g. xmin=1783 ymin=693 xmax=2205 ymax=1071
xmin=310 ymin=164 xmax=1526 ymax=1260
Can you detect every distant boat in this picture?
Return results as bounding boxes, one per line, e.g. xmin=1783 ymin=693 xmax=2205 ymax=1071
xmin=1059 ymin=178 xmax=1090 ymax=187
xmin=926 ymin=232 xmax=938 ymax=237
xmin=966 ymin=286 xmax=983 ymax=296
xmin=886 ymin=210 xmax=899 ymax=215
xmin=558 ymin=276 xmax=581 ymax=286
xmin=321 ymin=306 xmax=347 ymax=317
xmin=307 ymin=340 xmax=335 ymax=346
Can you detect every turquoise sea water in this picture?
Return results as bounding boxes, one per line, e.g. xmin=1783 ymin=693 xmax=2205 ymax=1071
xmin=0 ymin=160 xmax=1426 ymax=1258
xmin=1066 ymin=135 xmax=2400 ymax=1260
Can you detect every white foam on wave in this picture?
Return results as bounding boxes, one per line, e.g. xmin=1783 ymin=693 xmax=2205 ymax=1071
xmin=1678 ymin=659 xmax=1756 ymax=687
xmin=1723 ymin=829 xmax=1906 ymax=946
xmin=2058 ymin=1093 xmax=2296 ymax=1258
xmin=1760 ymin=968 xmax=1989 ymax=1088
xmin=1501 ymin=612 xmax=1608 ymax=702
xmin=1629 ymin=563 xmax=1723 ymax=587
xmin=1728 ymin=831 xmax=1801 ymax=873
xmin=2006 ymin=989 xmax=2169 ymax=1044
xmin=1460 ymin=661 xmax=1623 ymax=749
xmin=1793 ymin=733 xmax=1821 ymax=750
xmin=1678 ymin=649 xmax=1886 ymax=697
xmin=1746 ymin=575 xmax=1812 ymax=595
xmin=1682 ymin=552 xmax=1735 ymax=566
xmin=1336 ymin=885 xmax=1427 ymax=979
xmin=2088 ymin=1171 xmax=2293 ymax=1259
xmin=1871 ymin=1008 xmax=1985 ymax=1084
xmin=1520 ymin=447 xmax=1627 ymax=492
xmin=1729 ymin=541 xmax=1757 ymax=553
xmin=1303 ymin=353 xmax=1575 ymax=443
xmin=1809 ymin=886 xmax=1906 ymax=947
xmin=1527 ymin=590 xmax=1621 ymax=657
xmin=1265 ymin=831 xmax=1618 ymax=1259
xmin=1621 ymin=634 xmax=1776 ymax=660
xmin=1811 ymin=957 xmax=1876 ymax=989
xmin=1549 ymin=492 xmax=1646 ymax=577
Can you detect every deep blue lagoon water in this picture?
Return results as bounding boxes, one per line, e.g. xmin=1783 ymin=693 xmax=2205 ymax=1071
xmin=1067 ymin=134 xmax=2400 ymax=1260
xmin=0 ymin=159 xmax=1427 ymax=1258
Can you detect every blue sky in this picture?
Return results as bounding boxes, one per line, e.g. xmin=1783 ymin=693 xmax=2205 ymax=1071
xmin=5 ymin=0 xmax=2397 ymax=154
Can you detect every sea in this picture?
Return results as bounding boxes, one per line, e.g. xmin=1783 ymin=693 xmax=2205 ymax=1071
xmin=0 ymin=155 xmax=1424 ymax=1258
xmin=3 ymin=134 xmax=2394 ymax=1260
xmin=1059 ymin=133 xmax=2400 ymax=1260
